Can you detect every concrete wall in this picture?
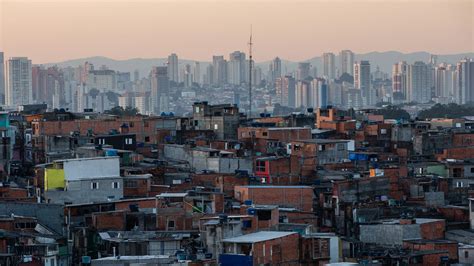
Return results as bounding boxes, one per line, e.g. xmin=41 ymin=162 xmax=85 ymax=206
xmin=63 ymin=157 xmax=120 ymax=181
xmin=424 ymin=192 xmax=445 ymax=207
xmin=359 ymin=223 xmax=421 ymax=246
xmin=45 ymin=177 xmax=123 ymax=204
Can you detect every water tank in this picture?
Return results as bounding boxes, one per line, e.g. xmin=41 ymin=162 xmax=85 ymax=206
xmin=106 ymin=149 xmax=118 ymax=156
xmin=247 ymin=208 xmax=256 ymax=215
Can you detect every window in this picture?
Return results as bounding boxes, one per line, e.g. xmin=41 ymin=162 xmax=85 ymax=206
xmin=195 ymin=107 xmax=199 ymax=113
xmin=125 ymin=180 xmax=138 ymax=188
xmin=471 ymin=167 xmax=474 ymax=173
xmin=257 ymin=210 xmax=272 ymax=221
xmin=98 ymin=138 xmax=105 ymax=145
xmin=91 ymin=182 xmax=99 ymax=190
xmin=456 ymin=181 xmax=464 ymax=188
xmin=145 ymin=136 xmax=150 ymax=142
xmin=125 ymin=138 xmax=133 ymax=145
xmin=129 ymin=122 xmax=134 ymax=128
xmin=256 ymin=160 xmax=266 ymax=172
xmin=337 ymin=143 xmax=345 ymax=151
xmin=262 ymin=132 xmax=268 ymax=137
xmin=112 ymin=182 xmax=120 ymax=189
xmin=465 ymin=251 xmax=469 ymax=258
xmin=214 ymin=124 xmax=218 ymax=130
xmin=380 ymin=128 xmax=387 ymax=135
xmin=167 ymin=220 xmax=175 ymax=230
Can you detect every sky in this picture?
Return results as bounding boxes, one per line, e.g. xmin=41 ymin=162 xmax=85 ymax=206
xmin=0 ymin=0 xmax=472 ymax=64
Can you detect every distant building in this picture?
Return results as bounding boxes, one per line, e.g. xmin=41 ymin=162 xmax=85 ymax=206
xmin=275 ymin=76 xmax=296 ymax=107
xmin=150 ymin=66 xmax=170 ymax=114
xmin=193 ymin=61 xmax=201 ymax=85
xmin=296 ymin=62 xmax=311 ymax=81
xmin=0 ymin=52 xmax=4 ymax=104
xmin=322 ymin=52 xmax=336 ymax=79
xmin=456 ymin=58 xmax=474 ymax=104
xmin=392 ymin=61 xmax=408 ymax=100
xmin=408 ymin=61 xmax=431 ymax=103
xmin=212 ymin=55 xmax=227 ymax=86
xmin=339 ymin=50 xmax=354 ymax=77
xmin=354 ymin=60 xmax=373 ymax=106
xmin=6 ymin=57 xmax=32 ymax=107
xmin=228 ymin=51 xmax=246 ymax=85
xmin=167 ymin=53 xmax=179 ymax=83
xmin=272 ymin=57 xmax=282 ymax=83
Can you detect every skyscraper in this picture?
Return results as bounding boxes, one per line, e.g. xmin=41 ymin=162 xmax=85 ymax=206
xmin=392 ymin=61 xmax=408 ymax=101
xmin=193 ymin=62 xmax=201 ymax=85
xmin=339 ymin=50 xmax=354 ymax=77
xmin=0 ymin=52 xmax=4 ymax=104
xmin=354 ymin=60 xmax=372 ymax=106
xmin=275 ymin=76 xmax=295 ymax=107
xmin=434 ymin=63 xmax=455 ymax=101
xmin=310 ymin=78 xmax=328 ymax=109
xmin=322 ymin=52 xmax=336 ymax=79
xmin=295 ymin=80 xmax=310 ymax=108
xmin=183 ymin=64 xmax=193 ymax=88
xmin=456 ymin=58 xmax=474 ymax=104
xmin=272 ymin=57 xmax=282 ymax=82
xmin=407 ymin=61 xmax=431 ymax=103
xmin=6 ymin=57 xmax=32 ymax=106
xmin=150 ymin=66 xmax=169 ymax=114
xmin=167 ymin=53 xmax=179 ymax=83
xmin=228 ymin=51 xmax=246 ymax=85
xmin=212 ymin=56 xmax=227 ymax=86
xmin=296 ymin=62 xmax=311 ymax=81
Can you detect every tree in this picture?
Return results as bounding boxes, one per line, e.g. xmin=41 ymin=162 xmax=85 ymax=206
xmin=106 ymin=106 xmax=139 ymax=116
xmin=373 ymin=105 xmax=410 ymax=120
xmin=418 ymin=103 xmax=474 ymax=119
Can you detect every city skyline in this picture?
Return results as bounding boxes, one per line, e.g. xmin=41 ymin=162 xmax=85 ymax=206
xmin=1 ymin=0 xmax=472 ymax=64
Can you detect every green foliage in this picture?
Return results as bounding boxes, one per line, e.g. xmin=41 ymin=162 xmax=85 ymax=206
xmin=418 ymin=103 xmax=474 ymax=119
xmin=373 ymin=105 xmax=410 ymax=120
xmin=106 ymin=106 xmax=139 ymax=116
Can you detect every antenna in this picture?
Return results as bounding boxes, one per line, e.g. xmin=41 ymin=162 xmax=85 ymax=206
xmin=248 ymin=25 xmax=253 ymax=119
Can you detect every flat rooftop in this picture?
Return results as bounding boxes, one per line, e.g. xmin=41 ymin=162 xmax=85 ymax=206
xmin=222 ymin=231 xmax=297 ymax=244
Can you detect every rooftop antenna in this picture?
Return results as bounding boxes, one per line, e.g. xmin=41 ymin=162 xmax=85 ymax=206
xmin=248 ymin=25 xmax=253 ymax=119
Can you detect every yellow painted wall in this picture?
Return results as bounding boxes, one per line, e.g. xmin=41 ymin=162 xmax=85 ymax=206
xmin=45 ymin=168 xmax=65 ymax=191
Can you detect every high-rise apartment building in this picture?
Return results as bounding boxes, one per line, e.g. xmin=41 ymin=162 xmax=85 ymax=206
xmin=193 ymin=62 xmax=201 ymax=85
xmin=354 ymin=60 xmax=372 ymax=105
xmin=183 ymin=64 xmax=193 ymax=88
xmin=392 ymin=61 xmax=408 ymax=101
xmin=322 ymin=52 xmax=336 ymax=79
xmin=6 ymin=57 xmax=32 ymax=107
xmin=407 ymin=61 xmax=431 ymax=103
xmin=212 ymin=56 xmax=227 ymax=86
xmin=296 ymin=62 xmax=311 ymax=81
xmin=272 ymin=57 xmax=282 ymax=83
xmin=309 ymin=78 xmax=328 ymax=109
xmin=167 ymin=53 xmax=179 ymax=83
xmin=456 ymin=58 xmax=474 ymax=104
xmin=339 ymin=50 xmax=354 ymax=77
xmin=150 ymin=66 xmax=170 ymax=114
xmin=275 ymin=76 xmax=296 ymax=107
xmin=0 ymin=52 xmax=4 ymax=104
xmin=434 ymin=64 xmax=455 ymax=101
xmin=295 ymin=80 xmax=310 ymax=108
xmin=228 ymin=51 xmax=246 ymax=85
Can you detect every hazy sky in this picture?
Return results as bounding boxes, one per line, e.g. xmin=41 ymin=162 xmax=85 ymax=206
xmin=1 ymin=0 xmax=472 ymax=63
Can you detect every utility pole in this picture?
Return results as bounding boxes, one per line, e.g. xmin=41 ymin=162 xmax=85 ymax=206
xmin=248 ymin=26 xmax=253 ymax=119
